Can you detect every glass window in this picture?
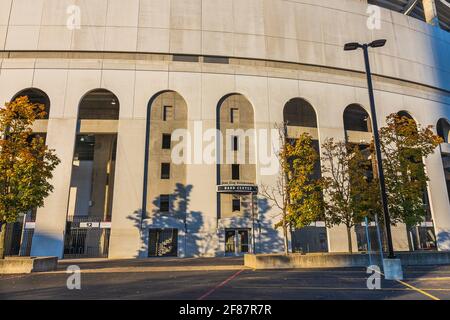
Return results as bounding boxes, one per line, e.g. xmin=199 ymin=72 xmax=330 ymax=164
xmin=232 ymin=136 xmax=239 ymax=151
xmin=232 ymin=164 xmax=240 ymax=180
xmin=232 ymin=198 xmax=241 ymax=212
xmin=162 ymin=134 xmax=171 ymax=149
xmin=163 ymin=106 xmax=173 ymax=121
xmin=161 ymin=163 xmax=170 ymax=179
xmin=159 ymin=195 xmax=170 ymax=212
xmin=172 ymin=54 xmax=199 ymax=62
xmin=204 ymin=56 xmax=229 ymax=64
xmin=230 ymin=108 xmax=239 ymax=123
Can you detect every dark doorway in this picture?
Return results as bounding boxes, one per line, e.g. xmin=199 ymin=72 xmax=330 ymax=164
xmin=148 ymin=228 xmax=178 ymax=257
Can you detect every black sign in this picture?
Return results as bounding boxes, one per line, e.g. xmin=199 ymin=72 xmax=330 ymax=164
xmin=217 ymin=185 xmax=258 ymax=194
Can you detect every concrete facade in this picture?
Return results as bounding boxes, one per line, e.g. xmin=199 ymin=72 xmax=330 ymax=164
xmin=0 ymin=0 xmax=449 ymax=258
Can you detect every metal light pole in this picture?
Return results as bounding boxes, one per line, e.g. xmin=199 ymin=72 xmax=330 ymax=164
xmin=344 ymin=40 xmax=395 ymax=259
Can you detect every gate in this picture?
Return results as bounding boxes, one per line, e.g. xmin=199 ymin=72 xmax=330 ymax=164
xmin=148 ymin=228 xmax=178 ymax=257
xmin=63 ymin=217 xmax=111 ymax=259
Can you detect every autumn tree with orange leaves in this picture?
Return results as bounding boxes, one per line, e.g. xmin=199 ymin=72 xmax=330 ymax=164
xmin=0 ymin=96 xmax=60 ymax=259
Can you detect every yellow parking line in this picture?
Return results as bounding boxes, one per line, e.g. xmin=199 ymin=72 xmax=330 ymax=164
xmin=395 ymin=279 xmax=440 ymax=300
xmin=368 ymin=266 xmax=441 ymax=300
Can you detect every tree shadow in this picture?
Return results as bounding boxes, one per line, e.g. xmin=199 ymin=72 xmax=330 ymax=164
xmin=127 ymin=183 xmax=216 ymax=258
xmin=127 ymin=186 xmax=285 ymax=257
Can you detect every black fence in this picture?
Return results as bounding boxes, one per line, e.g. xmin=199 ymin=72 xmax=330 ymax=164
xmin=63 ymin=216 xmax=111 ymax=259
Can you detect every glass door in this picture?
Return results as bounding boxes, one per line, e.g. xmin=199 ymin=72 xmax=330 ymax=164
xmin=225 ymin=230 xmax=236 ymax=254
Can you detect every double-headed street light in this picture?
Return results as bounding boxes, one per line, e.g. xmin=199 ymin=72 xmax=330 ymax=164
xmin=344 ymin=39 xmax=396 ymax=259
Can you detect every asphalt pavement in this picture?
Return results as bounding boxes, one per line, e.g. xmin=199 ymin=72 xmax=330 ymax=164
xmin=1 ymin=257 xmax=450 ymax=300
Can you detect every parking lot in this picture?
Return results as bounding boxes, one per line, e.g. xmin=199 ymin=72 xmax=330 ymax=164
xmin=1 ymin=258 xmax=450 ymax=300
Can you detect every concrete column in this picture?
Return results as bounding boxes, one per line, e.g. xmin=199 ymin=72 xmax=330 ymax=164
xmin=108 ymin=120 xmax=146 ymax=258
xmin=31 ymin=119 xmax=77 ymax=258
xmin=422 ymin=0 xmax=440 ymax=26
xmin=425 ymin=147 xmax=450 ymax=251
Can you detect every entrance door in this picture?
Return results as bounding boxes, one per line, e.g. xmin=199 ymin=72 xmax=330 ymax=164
xmin=225 ymin=229 xmax=250 ymax=255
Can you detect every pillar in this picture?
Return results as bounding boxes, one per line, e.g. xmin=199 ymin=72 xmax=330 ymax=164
xmin=31 ymin=119 xmax=77 ymax=258
xmin=422 ymin=0 xmax=440 ymax=26
xmin=425 ymin=146 xmax=450 ymax=251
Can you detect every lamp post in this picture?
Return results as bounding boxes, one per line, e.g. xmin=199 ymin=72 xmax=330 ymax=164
xmin=344 ymin=39 xmax=395 ymax=259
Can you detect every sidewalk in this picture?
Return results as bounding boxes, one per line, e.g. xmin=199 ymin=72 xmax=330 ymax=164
xmin=55 ymin=257 xmax=248 ymax=274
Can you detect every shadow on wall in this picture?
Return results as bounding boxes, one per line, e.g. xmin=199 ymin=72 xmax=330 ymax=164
xmin=127 ymin=183 xmax=213 ymax=258
xmin=127 ymin=185 xmax=285 ymax=258
xmin=429 ymin=23 xmax=450 ymax=249
xmin=254 ymin=197 xmax=285 ymax=254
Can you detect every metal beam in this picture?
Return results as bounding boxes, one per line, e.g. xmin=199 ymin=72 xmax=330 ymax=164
xmin=402 ymin=0 xmax=421 ymax=15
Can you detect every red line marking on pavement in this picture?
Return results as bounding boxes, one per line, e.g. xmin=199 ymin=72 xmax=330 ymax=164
xmin=198 ymin=269 xmax=245 ymax=300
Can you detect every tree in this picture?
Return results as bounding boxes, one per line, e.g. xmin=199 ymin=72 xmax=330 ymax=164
xmin=379 ymin=113 xmax=442 ymax=229
xmin=321 ymin=139 xmax=379 ymax=253
xmin=0 ymin=96 xmax=60 ymax=259
xmin=261 ymin=124 xmax=323 ymax=254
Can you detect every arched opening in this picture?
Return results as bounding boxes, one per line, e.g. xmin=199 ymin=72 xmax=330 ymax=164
xmin=396 ymin=111 xmax=436 ymax=251
xmin=283 ymin=98 xmax=317 ymax=128
xmin=437 ymin=118 xmax=450 ymax=143
xmin=5 ymin=89 xmax=51 ymax=256
xmin=437 ymin=118 xmax=450 ymax=207
xmin=78 ymin=89 xmax=119 ymax=120
xmin=217 ymin=93 xmax=256 ymax=256
xmin=343 ymin=105 xmax=378 ymax=252
xmin=343 ymin=104 xmax=372 ymax=133
xmin=398 ymin=110 xmax=414 ymax=120
xmin=144 ymin=91 xmax=188 ymax=258
xmin=64 ymin=89 xmax=120 ymax=259
xmin=11 ymin=88 xmax=51 ymax=119
xmin=283 ymin=98 xmax=326 ymax=254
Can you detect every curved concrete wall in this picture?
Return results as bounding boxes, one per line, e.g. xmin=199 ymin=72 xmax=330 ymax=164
xmin=0 ymin=0 xmax=449 ymax=258
xmin=0 ymin=0 xmax=449 ymax=91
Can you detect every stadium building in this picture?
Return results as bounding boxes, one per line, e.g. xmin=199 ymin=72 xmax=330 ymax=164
xmin=0 ymin=0 xmax=449 ymax=259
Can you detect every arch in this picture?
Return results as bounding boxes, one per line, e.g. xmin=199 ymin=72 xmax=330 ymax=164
xmin=11 ymin=88 xmax=51 ymax=119
xmin=437 ymin=118 xmax=450 ymax=143
xmin=142 ymin=90 xmax=188 ymax=224
xmin=397 ymin=110 xmax=415 ymax=121
xmin=216 ymin=93 xmax=256 ymax=223
xmin=343 ymin=104 xmax=372 ymax=132
xmin=283 ymin=97 xmax=318 ymax=128
xmin=78 ymin=89 xmax=120 ymax=120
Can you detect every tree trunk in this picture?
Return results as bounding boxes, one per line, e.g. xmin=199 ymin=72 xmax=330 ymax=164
xmin=346 ymin=226 xmax=353 ymax=254
xmin=0 ymin=222 xmax=7 ymax=259
xmin=282 ymin=211 xmax=289 ymax=255
xmin=283 ymin=223 xmax=289 ymax=255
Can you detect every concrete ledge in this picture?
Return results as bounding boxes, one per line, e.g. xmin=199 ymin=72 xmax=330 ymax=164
xmin=245 ymin=251 xmax=450 ymax=269
xmin=0 ymin=257 xmax=58 ymax=274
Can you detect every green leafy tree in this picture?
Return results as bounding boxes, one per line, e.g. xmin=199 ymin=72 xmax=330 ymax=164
xmin=380 ymin=113 xmax=442 ymax=229
xmin=321 ymin=139 xmax=378 ymax=253
xmin=0 ymin=96 xmax=60 ymax=259
xmin=261 ymin=124 xmax=323 ymax=254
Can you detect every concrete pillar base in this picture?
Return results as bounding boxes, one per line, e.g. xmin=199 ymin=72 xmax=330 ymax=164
xmin=383 ymin=258 xmax=403 ymax=280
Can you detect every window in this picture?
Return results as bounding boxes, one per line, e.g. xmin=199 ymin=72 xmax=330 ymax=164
xmin=230 ymin=108 xmax=239 ymax=123
xmin=232 ymin=136 xmax=239 ymax=151
xmin=161 ymin=163 xmax=170 ymax=179
xmin=232 ymin=198 xmax=241 ymax=212
xmin=204 ymin=56 xmax=229 ymax=64
xmin=232 ymin=164 xmax=240 ymax=180
xmin=173 ymin=54 xmax=199 ymax=62
xmin=163 ymin=106 xmax=173 ymax=121
xmin=162 ymin=134 xmax=171 ymax=149
xmin=159 ymin=195 xmax=170 ymax=212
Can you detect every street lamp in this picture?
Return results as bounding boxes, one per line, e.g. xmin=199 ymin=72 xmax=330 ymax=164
xmin=344 ymin=39 xmax=396 ymax=259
